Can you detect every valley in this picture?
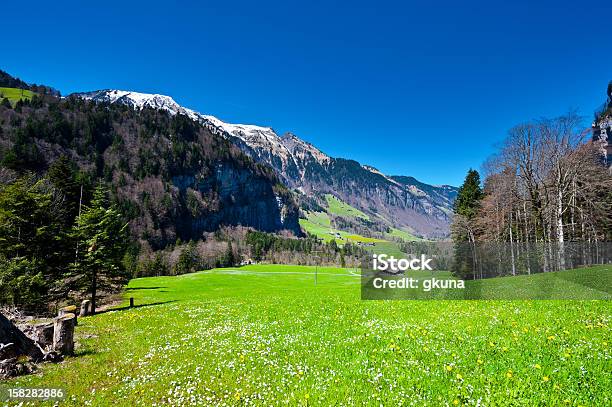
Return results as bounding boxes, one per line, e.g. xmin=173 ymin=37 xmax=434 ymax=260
xmin=5 ymin=264 xmax=610 ymax=405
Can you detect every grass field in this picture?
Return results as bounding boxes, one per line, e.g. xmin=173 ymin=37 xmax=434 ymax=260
xmin=0 ymin=87 xmax=35 ymax=106
xmin=6 ymin=264 xmax=611 ymax=406
xmin=299 ymin=211 xmax=404 ymax=257
xmin=325 ymin=194 xmax=369 ymax=220
xmin=387 ymin=227 xmax=422 ymax=242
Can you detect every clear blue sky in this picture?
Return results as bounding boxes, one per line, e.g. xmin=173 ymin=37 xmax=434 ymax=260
xmin=3 ymin=0 xmax=611 ymax=186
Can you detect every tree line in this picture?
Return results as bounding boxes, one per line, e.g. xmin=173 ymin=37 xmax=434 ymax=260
xmin=452 ymin=111 xmax=612 ymax=277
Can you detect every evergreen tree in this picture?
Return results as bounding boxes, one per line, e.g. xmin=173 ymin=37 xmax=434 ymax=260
xmin=48 ymin=155 xmax=82 ymax=223
xmin=71 ymin=185 xmax=128 ymax=313
xmin=451 ymin=169 xmax=484 ymax=278
xmin=0 ymin=176 xmax=68 ymax=309
xmin=174 ymin=240 xmax=200 ymax=275
xmin=454 ymin=169 xmax=483 ymax=221
xmin=223 ymin=241 xmax=235 ymax=267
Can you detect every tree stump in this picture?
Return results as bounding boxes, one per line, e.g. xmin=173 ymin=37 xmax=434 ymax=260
xmin=59 ymin=305 xmax=78 ymax=326
xmin=79 ymin=300 xmax=91 ymax=317
xmin=0 ymin=313 xmax=43 ymax=362
xmin=53 ymin=314 xmax=75 ymax=356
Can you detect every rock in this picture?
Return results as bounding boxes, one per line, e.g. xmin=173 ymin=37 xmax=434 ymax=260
xmin=42 ymin=350 xmax=63 ymax=363
xmin=31 ymin=322 xmax=54 ymax=350
xmin=0 ymin=358 xmax=36 ymax=379
xmin=0 ymin=358 xmax=18 ymax=379
xmin=0 ymin=342 xmax=17 ymax=360
xmin=59 ymin=305 xmax=78 ymax=326
xmin=79 ymin=300 xmax=91 ymax=317
xmin=53 ymin=314 xmax=75 ymax=356
xmin=0 ymin=313 xmax=43 ymax=362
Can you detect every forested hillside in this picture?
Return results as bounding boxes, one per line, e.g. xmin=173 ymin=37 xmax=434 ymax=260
xmin=0 ymin=71 xmax=307 ymax=311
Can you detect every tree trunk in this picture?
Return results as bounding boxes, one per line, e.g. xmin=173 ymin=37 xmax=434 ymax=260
xmin=509 ymin=211 xmax=516 ymax=276
xmin=557 ymin=187 xmax=566 ymax=270
xmin=91 ymin=269 xmax=97 ymax=315
xmin=53 ymin=314 xmax=75 ymax=356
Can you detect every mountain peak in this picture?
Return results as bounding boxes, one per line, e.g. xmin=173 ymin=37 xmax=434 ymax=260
xmin=75 ymin=89 xmax=201 ymax=122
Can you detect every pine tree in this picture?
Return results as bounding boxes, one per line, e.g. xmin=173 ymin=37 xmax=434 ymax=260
xmin=0 ymin=176 xmax=68 ymax=309
xmin=451 ymin=169 xmax=484 ymax=278
xmin=71 ymin=185 xmax=128 ymax=313
xmin=47 ymin=155 xmax=82 ymax=223
xmin=454 ymin=169 xmax=483 ymax=221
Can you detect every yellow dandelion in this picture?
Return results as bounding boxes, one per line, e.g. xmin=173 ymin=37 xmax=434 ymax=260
xmin=506 ymin=370 xmax=513 ymax=378
xmin=453 ymin=399 xmax=459 ymax=406
xmin=488 ymin=341 xmax=495 ymax=347
xmin=534 ymin=364 xmax=541 ymax=369
xmin=234 ymin=392 xmax=241 ymax=401
xmin=547 ymin=335 xmax=555 ymax=341
xmin=542 ymin=376 xmax=550 ymax=382
xmin=477 ymin=359 xmax=483 ymax=365
xmin=501 ymin=346 xmax=508 ymax=352
xmin=563 ymin=399 xmax=571 ymax=404
xmin=446 ymin=365 xmax=453 ymax=372
xmin=456 ymin=373 xmax=463 ymax=380
xmin=553 ymin=384 xmax=560 ymax=390
xmin=304 ymin=393 xmax=310 ymax=400
xmin=298 ymin=370 xmax=304 ymax=376
xmin=563 ymin=352 xmax=570 ymax=358
xmin=522 ymin=327 xmax=529 ymax=333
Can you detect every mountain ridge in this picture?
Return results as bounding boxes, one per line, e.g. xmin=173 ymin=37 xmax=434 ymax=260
xmin=74 ymin=89 xmax=458 ymax=237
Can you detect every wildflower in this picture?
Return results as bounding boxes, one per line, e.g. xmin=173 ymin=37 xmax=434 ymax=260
xmin=305 ymin=394 xmax=310 ymax=400
xmin=547 ymin=335 xmax=555 ymax=341
xmin=564 ymin=399 xmax=571 ymax=404
xmin=501 ymin=346 xmax=508 ymax=352
xmin=234 ymin=392 xmax=241 ymax=401
xmin=542 ymin=376 xmax=550 ymax=382
xmin=506 ymin=370 xmax=513 ymax=378
xmin=477 ymin=359 xmax=483 ymax=365
xmin=446 ymin=365 xmax=453 ymax=372
xmin=456 ymin=373 xmax=463 ymax=380
xmin=534 ymin=364 xmax=541 ymax=369
xmin=488 ymin=341 xmax=495 ymax=347
xmin=453 ymin=399 xmax=459 ymax=405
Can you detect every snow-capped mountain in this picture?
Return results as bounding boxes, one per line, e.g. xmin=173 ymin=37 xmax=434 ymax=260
xmin=74 ymin=89 xmax=457 ymax=237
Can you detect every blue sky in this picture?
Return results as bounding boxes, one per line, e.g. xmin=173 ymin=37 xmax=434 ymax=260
xmin=3 ymin=0 xmax=611 ymax=186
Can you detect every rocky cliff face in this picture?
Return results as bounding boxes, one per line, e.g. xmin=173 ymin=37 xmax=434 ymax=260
xmin=0 ymin=94 xmax=302 ymax=248
xmin=592 ymin=82 xmax=612 ymax=167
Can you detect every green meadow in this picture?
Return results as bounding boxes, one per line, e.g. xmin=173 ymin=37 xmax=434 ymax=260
xmin=5 ymin=264 xmax=611 ymax=406
xmin=0 ymin=87 xmax=34 ymax=106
